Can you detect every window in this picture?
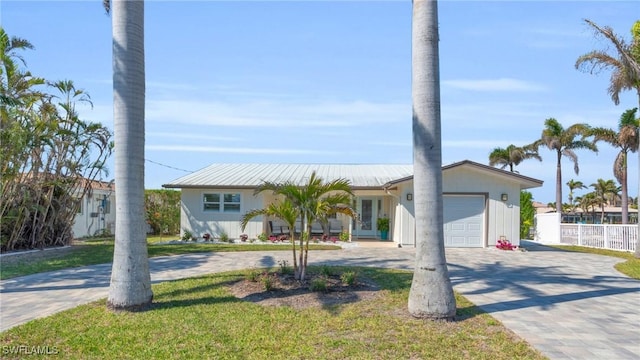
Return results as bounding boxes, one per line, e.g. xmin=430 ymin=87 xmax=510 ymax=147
xmin=203 ymin=193 xmax=241 ymax=213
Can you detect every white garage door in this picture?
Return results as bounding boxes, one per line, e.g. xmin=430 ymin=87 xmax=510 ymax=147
xmin=443 ymin=195 xmax=485 ymax=247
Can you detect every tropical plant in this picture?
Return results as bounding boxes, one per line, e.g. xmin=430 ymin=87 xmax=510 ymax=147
xmin=241 ymin=172 xmax=355 ymax=280
xmin=520 ymin=191 xmax=535 ymax=239
xmin=589 ymin=108 xmax=639 ymax=224
xmin=533 ymin=118 xmax=597 ymax=214
xmin=576 ymin=19 xmax=640 ymax=109
xmin=576 ymin=19 xmax=640 ymax=256
xmin=591 ymin=179 xmax=620 ymax=223
xmin=575 ymin=193 xmax=601 ymax=223
xmin=488 ymin=144 xmax=541 ymax=172
xmin=0 ymin=29 xmax=113 ymax=251
xmin=407 ymin=0 xmax=456 ymax=321
xmin=376 ymin=217 xmax=390 ymax=232
xmin=105 ymin=0 xmax=153 ymax=311
xmin=144 ymin=189 xmax=180 ymax=235
xmin=566 ymin=179 xmax=587 ymax=210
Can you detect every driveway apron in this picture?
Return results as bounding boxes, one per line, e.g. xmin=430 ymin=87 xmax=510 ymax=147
xmin=1 ymin=241 xmax=638 ymax=359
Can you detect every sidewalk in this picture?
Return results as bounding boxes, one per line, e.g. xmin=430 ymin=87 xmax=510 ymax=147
xmin=1 ymin=242 xmax=639 ymax=359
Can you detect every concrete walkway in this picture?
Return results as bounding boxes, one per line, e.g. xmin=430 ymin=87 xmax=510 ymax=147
xmin=1 ymin=241 xmax=639 ymax=359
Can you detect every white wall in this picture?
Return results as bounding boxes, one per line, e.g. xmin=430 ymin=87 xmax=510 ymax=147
xmin=534 ymin=213 xmax=561 ymax=244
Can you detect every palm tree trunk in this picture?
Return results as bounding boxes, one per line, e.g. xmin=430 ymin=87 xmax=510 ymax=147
xmin=621 ymin=152 xmax=628 ymax=224
xmin=555 ymin=150 xmax=563 ymax=214
xmin=636 ymin=141 xmax=640 ymax=258
xmin=407 ymin=0 xmax=456 ymax=321
xmin=107 ymin=0 xmax=153 ymax=310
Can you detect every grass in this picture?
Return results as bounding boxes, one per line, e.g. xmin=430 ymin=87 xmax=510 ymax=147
xmin=550 ymin=245 xmax=640 ymax=280
xmin=0 ymin=267 xmax=545 ymax=360
xmin=0 ymin=238 xmax=340 ymax=280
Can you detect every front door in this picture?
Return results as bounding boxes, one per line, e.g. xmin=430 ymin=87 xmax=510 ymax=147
xmin=354 ymin=197 xmax=378 ymax=237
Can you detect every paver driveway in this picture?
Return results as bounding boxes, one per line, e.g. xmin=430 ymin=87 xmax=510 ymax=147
xmin=1 ymin=241 xmax=639 ymax=359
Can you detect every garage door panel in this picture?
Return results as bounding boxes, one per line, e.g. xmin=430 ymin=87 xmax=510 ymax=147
xmin=444 ymin=195 xmax=484 ymax=248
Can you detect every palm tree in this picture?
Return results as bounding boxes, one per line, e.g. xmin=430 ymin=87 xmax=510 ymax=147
xmin=253 ymin=171 xmax=355 ymax=280
xmin=591 ymin=179 xmax=619 ymax=223
xmin=106 ymin=0 xmax=153 ymax=311
xmin=407 ymin=0 xmax=456 ymax=321
xmin=241 ymin=200 xmax=300 ymax=275
xmin=566 ymin=179 xmax=587 ymax=211
xmin=534 ymin=118 xmax=597 ymax=214
xmin=575 ymin=19 xmax=640 ymax=109
xmin=590 ymin=108 xmax=639 ymax=224
xmin=488 ymin=144 xmax=541 ymax=172
xmin=576 ymin=193 xmax=600 ymax=223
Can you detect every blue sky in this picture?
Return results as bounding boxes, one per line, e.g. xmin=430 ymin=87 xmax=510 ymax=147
xmin=3 ymin=0 xmax=639 ymax=204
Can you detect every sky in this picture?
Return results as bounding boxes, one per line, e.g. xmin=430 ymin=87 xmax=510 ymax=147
xmin=2 ymin=0 xmax=639 ymax=205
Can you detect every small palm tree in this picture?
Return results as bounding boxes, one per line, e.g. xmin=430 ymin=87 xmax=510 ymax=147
xmin=566 ymin=179 xmax=587 ymax=211
xmin=576 ymin=193 xmax=600 ymax=223
xmin=241 ymin=200 xmax=300 ymax=274
xmin=252 ymin=171 xmax=355 ymax=280
xmin=591 ymin=179 xmax=620 ymax=223
xmin=533 ymin=118 xmax=597 ymax=214
xmin=589 ymin=108 xmax=639 ymax=224
xmin=488 ymin=144 xmax=541 ymax=172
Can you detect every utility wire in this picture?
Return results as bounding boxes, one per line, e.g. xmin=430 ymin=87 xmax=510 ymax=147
xmin=145 ymin=158 xmax=192 ymax=173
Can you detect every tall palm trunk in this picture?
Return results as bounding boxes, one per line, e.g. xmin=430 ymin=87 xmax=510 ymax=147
xmin=620 ymin=153 xmax=628 ymax=224
xmin=407 ymin=0 xmax=456 ymax=321
xmin=107 ymin=0 xmax=153 ymax=310
xmin=555 ymin=150 xmax=563 ymax=214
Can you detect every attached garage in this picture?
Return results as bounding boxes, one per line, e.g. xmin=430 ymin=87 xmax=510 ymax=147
xmin=386 ymin=161 xmax=543 ymax=248
xmin=443 ymin=195 xmax=485 ymax=247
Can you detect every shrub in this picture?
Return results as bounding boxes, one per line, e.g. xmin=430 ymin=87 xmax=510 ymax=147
xmin=246 ymin=270 xmax=261 ymax=282
xmin=278 ymin=260 xmax=293 ymax=275
xmin=219 ymin=232 xmax=229 ymax=242
xmin=261 ymin=274 xmax=275 ymax=291
xmin=181 ymin=230 xmax=193 ymax=241
xmin=257 ymin=233 xmax=268 ymax=242
xmin=339 ymin=232 xmax=349 ymax=242
xmin=202 ymin=233 xmax=211 ymax=241
xmin=240 ymin=234 xmax=248 ymax=242
xmin=320 ymin=265 xmax=333 ymax=277
xmin=309 ymin=277 xmax=328 ymax=292
xmin=341 ymin=271 xmax=358 ymax=286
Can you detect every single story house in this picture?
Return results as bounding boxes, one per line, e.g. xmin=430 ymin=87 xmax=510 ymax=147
xmin=163 ymin=160 xmax=543 ymax=248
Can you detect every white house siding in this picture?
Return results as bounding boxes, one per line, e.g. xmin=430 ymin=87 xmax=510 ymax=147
xmin=180 ymin=188 xmax=264 ymax=239
xmin=442 ymin=166 xmax=521 ymax=246
xmin=72 ymin=190 xmax=116 ymax=238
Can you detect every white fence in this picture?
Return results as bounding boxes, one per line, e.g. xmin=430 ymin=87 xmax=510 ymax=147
xmin=560 ymin=224 xmax=637 ymax=252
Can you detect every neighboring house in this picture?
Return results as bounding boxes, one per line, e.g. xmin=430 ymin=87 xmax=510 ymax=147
xmin=72 ymin=180 xmax=116 ymax=238
xmin=534 ymin=202 xmax=639 ymax=224
xmin=163 ymin=160 xmax=543 ymax=248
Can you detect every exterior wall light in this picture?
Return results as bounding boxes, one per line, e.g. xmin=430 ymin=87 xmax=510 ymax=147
xmin=406 ymin=193 xmax=413 ymax=201
xmin=501 ymin=193 xmax=508 ymax=202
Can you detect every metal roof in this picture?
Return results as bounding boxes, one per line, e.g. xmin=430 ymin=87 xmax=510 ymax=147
xmin=163 ymin=163 xmax=414 ymax=189
xmin=162 ymin=160 xmax=544 ymax=190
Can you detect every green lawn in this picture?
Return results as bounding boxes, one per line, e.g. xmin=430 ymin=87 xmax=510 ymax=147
xmin=0 ymin=238 xmax=340 ymax=280
xmin=0 ymin=267 xmax=545 ymax=360
xmin=549 ymin=245 xmax=640 ymax=279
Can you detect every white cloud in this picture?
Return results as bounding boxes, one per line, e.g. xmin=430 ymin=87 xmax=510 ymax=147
xmin=145 ymin=98 xmax=408 ymax=128
xmin=145 ymin=145 xmax=338 ymax=155
xmin=442 ymin=78 xmax=547 ymax=92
